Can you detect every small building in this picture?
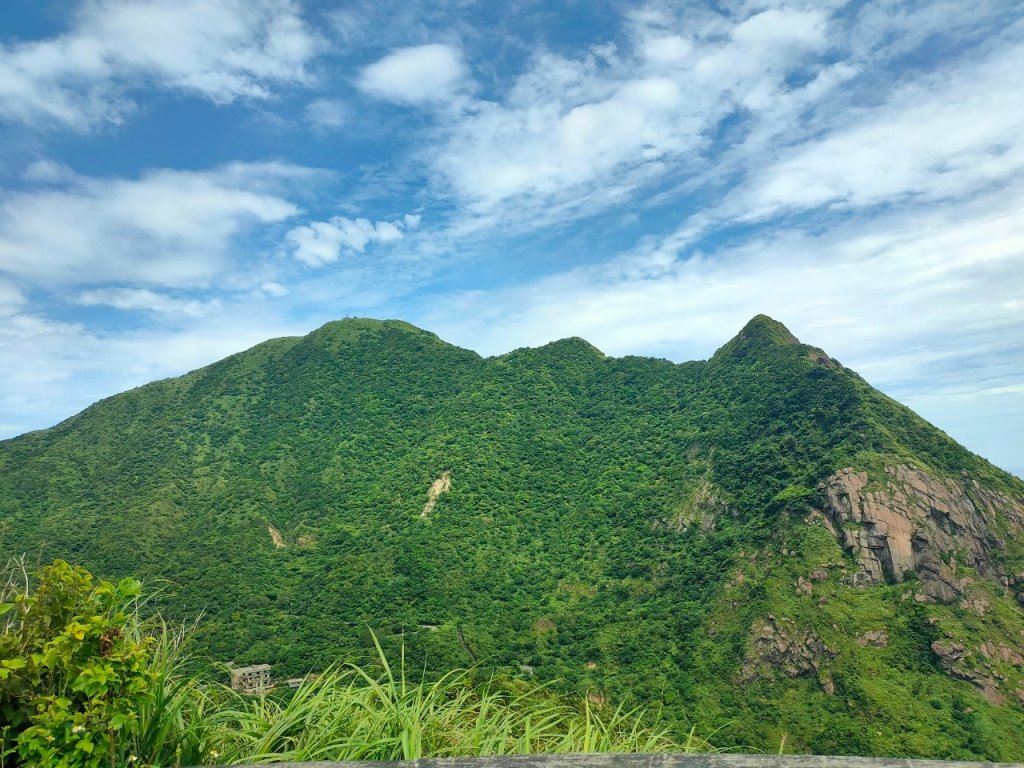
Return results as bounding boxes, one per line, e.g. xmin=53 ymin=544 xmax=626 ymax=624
xmin=230 ymin=664 xmax=273 ymax=694
xmin=284 ymin=673 xmax=321 ymax=689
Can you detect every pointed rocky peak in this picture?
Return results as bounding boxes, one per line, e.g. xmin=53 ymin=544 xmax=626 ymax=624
xmin=711 ymin=314 xmax=802 ymax=364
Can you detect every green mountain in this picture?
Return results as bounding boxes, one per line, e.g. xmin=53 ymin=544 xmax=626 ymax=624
xmin=2 ymin=316 xmax=1023 ymax=759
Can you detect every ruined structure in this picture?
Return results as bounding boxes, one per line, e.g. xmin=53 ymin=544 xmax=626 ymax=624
xmin=230 ymin=663 xmax=273 ymax=694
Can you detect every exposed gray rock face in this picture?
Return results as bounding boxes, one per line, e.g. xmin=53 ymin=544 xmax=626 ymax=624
xmin=932 ymin=640 xmax=1008 ymax=706
xmin=1013 ymin=572 xmax=1024 ymax=608
xmin=818 ymin=465 xmax=1024 ymax=601
xmin=977 ymin=641 xmax=1024 ymax=667
xmin=856 ymin=630 xmax=889 ymax=648
xmin=739 ymin=615 xmax=836 ymax=693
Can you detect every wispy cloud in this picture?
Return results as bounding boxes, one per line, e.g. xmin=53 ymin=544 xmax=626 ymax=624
xmin=76 ymin=287 xmax=221 ymax=317
xmin=303 ymin=98 xmax=347 ymax=131
xmin=737 ymin=42 xmax=1024 ymax=220
xmin=0 ymin=279 xmax=24 ymax=316
xmin=401 ymin=1 xmax=1022 ymax=242
xmin=422 ymin=5 xmax=837 ymax=227
xmin=0 ymin=0 xmax=320 ymax=129
xmin=0 ymin=161 xmax=315 ymax=287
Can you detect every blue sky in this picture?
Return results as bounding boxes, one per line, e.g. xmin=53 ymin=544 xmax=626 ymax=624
xmin=0 ymin=0 xmax=1022 ymax=477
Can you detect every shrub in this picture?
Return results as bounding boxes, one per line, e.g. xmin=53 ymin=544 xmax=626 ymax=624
xmin=0 ymin=559 xmax=155 ymax=767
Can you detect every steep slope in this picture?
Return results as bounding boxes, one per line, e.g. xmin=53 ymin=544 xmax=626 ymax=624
xmin=1 ymin=316 xmax=1023 ymax=759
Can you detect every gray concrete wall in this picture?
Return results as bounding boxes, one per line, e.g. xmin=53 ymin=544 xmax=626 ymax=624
xmin=219 ymin=752 xmax=1024 ymax=768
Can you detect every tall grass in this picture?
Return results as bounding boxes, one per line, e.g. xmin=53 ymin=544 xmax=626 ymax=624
xmin=1 ymin=560 xmax=715 ymax=767
xmin=136 ymin=632 xmax=714 ymax=766
xmin=129 ymin=619 xmax=218 ymax=767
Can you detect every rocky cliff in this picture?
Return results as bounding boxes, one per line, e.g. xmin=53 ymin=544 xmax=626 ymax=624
xmin=819 ymin=464 xmax=1024 ymax=603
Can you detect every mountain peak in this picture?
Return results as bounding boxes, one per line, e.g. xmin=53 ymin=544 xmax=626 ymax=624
xmin=712 ymin=315 xmax=801 ymax=363
xmin=305 ymin=317 xmax=440 ymax=350
xmin=314 ymin=317 xmax=427 ymax=336
xmin=739 ymin=314 xmax=800 ymax=345
xmin=539 ymin=336 xmax=605 ymax=358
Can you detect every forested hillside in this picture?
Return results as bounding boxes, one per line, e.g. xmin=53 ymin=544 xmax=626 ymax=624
xmin=2 ymin=315 xmax=1023 ymax=759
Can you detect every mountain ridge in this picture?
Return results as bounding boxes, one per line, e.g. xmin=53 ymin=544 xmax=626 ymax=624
xmin=1 ymin=315 xmax=1023 ymax=759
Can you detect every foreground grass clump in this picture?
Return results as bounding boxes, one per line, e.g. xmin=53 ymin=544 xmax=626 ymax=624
xmin=1 ymin=560 xmax=712 ymax=766
xmin=204 ymin=643 xmax=709 ymax=765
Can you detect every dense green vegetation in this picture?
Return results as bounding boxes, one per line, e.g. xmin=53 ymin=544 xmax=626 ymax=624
xmin=1 ymin=561 xmax=155 ymax=767
xmin=1 ymin=315 xmax=1023 ymax=759
xmin=1 ymin=561 xmax=708 ymax=766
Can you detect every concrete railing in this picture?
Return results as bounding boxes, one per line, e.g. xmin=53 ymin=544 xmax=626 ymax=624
xmin=221 ymin=752 xmax=1024 ymax=768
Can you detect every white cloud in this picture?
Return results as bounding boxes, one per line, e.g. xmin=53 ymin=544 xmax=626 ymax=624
xmin=21 ymin=160 xmax=79 ymax=184
xmin=0 ymin=279 xmax=24 ymax=316
xmin=739 ymin=42 xmax=1024 ymax=219
xmin=0 ymin=0 xmax=319 ymax=129
xmin=358 ymin=44 xmax=467 ymax=105
xmin=0 ymin=162 xmax=312 ymax=288
xmin=304 ymin=98 xmax=347 ymax=130
xmin=77 ymin=287 xmax=220 ymax=317
xmin=286 ymin=216 xmax=408 ymax=266
xmin=849 ymin=0 xmax=1014 ymax=61
xmin=692 ymin=8 xmax=828 ymax=111
xmin=385 ymin=1 xmax=1018 ymax=245
xmin=261 ymin=281 xmax=289 ymax=297
xmin=429 ymin=6 xmax=834 ymax=223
